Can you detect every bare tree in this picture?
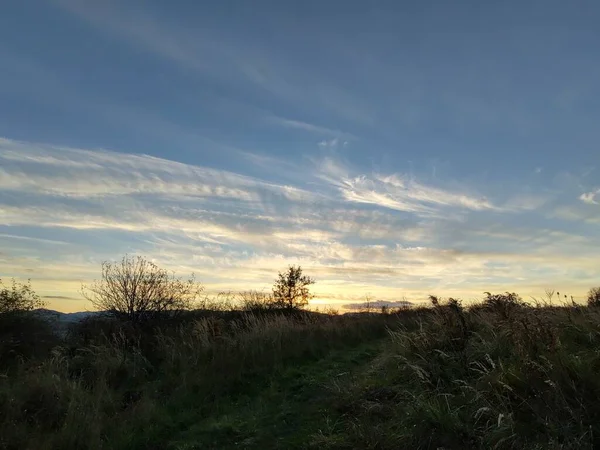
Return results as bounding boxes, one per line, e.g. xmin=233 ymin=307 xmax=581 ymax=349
xmin=82 ymin=255 xmax=202 ymax=322
xmin=362 ymin=294 xmax=374 ymax=313
xmin=272 ymin=265 xmax=315 ymax=310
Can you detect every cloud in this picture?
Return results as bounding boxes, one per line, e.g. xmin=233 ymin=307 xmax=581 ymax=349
xmin=0 ymin=233 xmax=70 ymax=246
xmin=318 ymin=138 xmax=340 ymax=149
xmin=2 ymin=137 xmax=599 ymax=310
xmin=551 ymin=204 xmax=600 ymax=224
xmin=580 ymin=189 xmax=600 ymax=205
xmin=52 ymin=0 xmax=232 ymax=77
xmin=0 ymin=138 xmax=344 ymax=258
xmin=266 ymin=117 xmax=351 ymax=139
xmin=51 ymin=0 xmax=377 ymax=131
xmin=503 ymin=193 xmax=550 ymax=211
xmin=317 ymin=158 xmax=497 ymax=217
xmin=0 ymin=138 xmax=318 ymax=204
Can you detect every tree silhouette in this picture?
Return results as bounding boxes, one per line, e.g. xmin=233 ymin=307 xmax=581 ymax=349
xmin=272 ymin=265 xmax=315 ymax=310
xmin=82 ymin=255 xmax=202 ymax=322
xmin=588 ymin=287 xmax=600 ymax=307
xmin=0 ymin=279 xmax=44 ymax=314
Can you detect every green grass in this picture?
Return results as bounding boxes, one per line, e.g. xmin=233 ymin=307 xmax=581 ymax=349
xmin=171 ymin=340 xmax=382 ymax=449
xmin=4 ymin=297 xmax=600 ymax=449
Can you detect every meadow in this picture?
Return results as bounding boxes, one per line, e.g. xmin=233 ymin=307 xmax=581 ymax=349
xmin=3 ymin=283 xmax=600 ymax=449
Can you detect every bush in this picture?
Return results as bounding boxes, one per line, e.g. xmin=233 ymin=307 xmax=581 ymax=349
xmin=0 ymin=313 xmax=59 ymax=369
xmin=480 ymin=291 xmax=528 ymax=319
xmin=587 ymin=287 xmax=600 ymax=307
xmin=239 ymin=291 xmax=276 ymax=312
xmin=0 ymin=280 xmax=56 ymax=369
xmin=0 ymin=279 xmax=44 ymax=314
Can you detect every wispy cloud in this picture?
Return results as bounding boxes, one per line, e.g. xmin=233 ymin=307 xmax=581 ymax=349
xmin=266 ymin=117 xmax=352 ymax=139
xmin=42 ymin=295 xmax=80 ymax=300
xmin=318 ymin=138 xmax=343 ymax=149
xmin=0 ymin=233 xmax=70 ymax=246
xmin=580 ymin=189 xmax=600 ymax=205
xmin=51 ymin=0 xmax=376 ymax=131
xmin=503 ymin=193 xmax=551 ymax=211
xmin=0 ymin=138 xmax=318 ymax=204
xmin=2 ymin=138 xmax=599 ymax=310
xmin=317 ymin=158 xmax=496 ymax=217
xmin=52 ymin=0 xmax=232 ymax=76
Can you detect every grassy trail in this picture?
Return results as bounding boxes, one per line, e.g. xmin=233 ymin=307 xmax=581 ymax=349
xmin=7 ymin=298 xmax=600 ymax=449
xmin=168 ymin=339 xmax=385 ymax=449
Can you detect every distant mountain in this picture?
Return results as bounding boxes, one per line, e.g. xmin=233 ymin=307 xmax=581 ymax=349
xmin=34 ymin=308 xmax=102 ymax=322
xmin=343 ymin=300 xmax=414 ymax=311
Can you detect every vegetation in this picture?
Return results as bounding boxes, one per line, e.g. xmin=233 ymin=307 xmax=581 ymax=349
xmin=0 ymin=278 xmax=44 ymax=314
xmin=587 ymin=286 xmax=600 ymax=307
xmin=3 ymin=267 xmax=600 ymax=449
xmin=82 ymin=255 xmax=203 ymax=323
xmin=272 ymin=265 xmax=315 ymax=310
xmin=0 ymin=279 xmax=56 ymax=370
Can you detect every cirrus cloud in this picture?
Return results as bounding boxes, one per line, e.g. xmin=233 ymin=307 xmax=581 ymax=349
xmin=1 ymin=137 xmax=598 ymax=311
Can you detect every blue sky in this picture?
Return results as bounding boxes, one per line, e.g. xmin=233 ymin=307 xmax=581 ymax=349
xmin=1 ymin=1 xmax=599 ymax=312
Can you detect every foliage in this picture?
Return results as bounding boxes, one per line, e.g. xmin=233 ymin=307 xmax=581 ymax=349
xmin=323 ymin=301 xmax=600 ymax=449
xmin=0 ymin=280 xmax=55 ymax=370
xmin=4 ymin=289 xmax=600 ymax=449
xmin=587 ymin=286 xmax=600 ymax=307
xmin=0 ymin=278 xmax=44 ymax=314
xmin=238 ymin=290 xmax=276 ymax=312
xmin=272 ymin=265 xmax=315 ymax=310
xmin=82 ymin=255 xmax=203 ymax=323
xmin=481 ymin=291 xmax=528 ymax=319
xmin=0 ymin=307 xmax=391 ymax=450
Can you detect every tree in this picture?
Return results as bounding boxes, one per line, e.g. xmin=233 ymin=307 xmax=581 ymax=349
xmin=0 ymin=278 xmax=44 ymax=314
xmin=362 ymin=294 xmax=374 ymax=313
xmin=82 ymin=255 xmax=202 ymax=322
xmin=587 ymin=287 xmax=600 ymax=307
xmin=0 ymin=279 xmax=54 ymax=368
xmin=272 ymin=265 xmax=315 ymax=310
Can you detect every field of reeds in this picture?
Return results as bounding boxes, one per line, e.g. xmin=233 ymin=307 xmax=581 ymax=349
xmin=3 ymin=291 xmax=600 ymax=449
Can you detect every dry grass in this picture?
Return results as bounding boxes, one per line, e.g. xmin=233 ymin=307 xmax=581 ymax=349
xmin=3 ymin=294 xmax=600 ymax=449
xmin=0 ymin=310 xmax=393 ymax=449
xmin=316 ymin=296 xmax=600 ymax=449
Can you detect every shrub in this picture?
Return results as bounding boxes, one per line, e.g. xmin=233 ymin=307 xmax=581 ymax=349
xmin=587 ymin=287 xmax=600 ymax=307
xmin=239 ymin=291 xmax=276 ymax=312
xmin=481 ymin=291 xmax=528 ymax=319
xmin=0 ymin=313 xmax=59 ymax=369
xmin=0 ymin=278 xmax=44 ymax=314
xmin=0 ymin=280 xmax=56 ymax=369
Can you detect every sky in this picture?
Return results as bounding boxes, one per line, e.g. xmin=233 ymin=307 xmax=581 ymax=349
xmin=1 ymin=1 xmax=599 ymax=312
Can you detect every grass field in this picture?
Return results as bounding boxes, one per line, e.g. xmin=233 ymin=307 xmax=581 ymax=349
xmin=2 ymin=294 xmax=600 ymax=449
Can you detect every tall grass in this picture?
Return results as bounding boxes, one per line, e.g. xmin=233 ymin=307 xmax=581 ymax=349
xmin=4 ymin=296 xmax=600 ymax=449
xmin=316 ymin=296 xmax=600 ymax=449
xmin=0 ymin=310 xmax=393 ymax=450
